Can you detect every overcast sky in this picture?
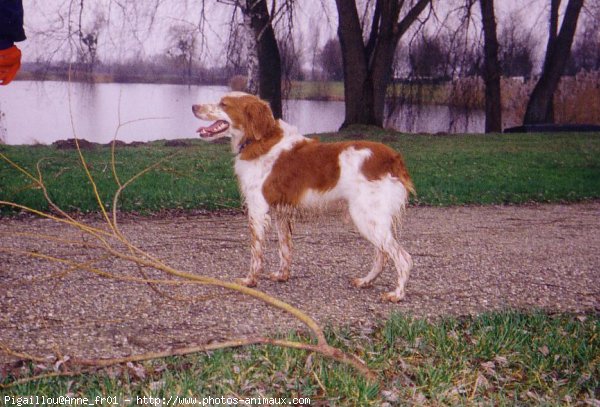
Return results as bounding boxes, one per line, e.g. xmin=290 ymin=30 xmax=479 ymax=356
xmin=20 ymin=0 xmax=593 ymax=68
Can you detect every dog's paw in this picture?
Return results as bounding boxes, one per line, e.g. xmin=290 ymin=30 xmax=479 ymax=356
xmin=382 ymin=290 xmax=405 ymax=303
xmin=236 ymin=277 xmax=257 ymax=287
xmin=269 ymin=272 xmax=289 ymax=282
xmin=352 ymin=277 xmax=371 ymax=288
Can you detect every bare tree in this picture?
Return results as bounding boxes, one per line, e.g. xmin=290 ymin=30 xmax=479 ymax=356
xmin=498 ymin=12 xmax=535 ymax=78
xmin=279 ymin=34 xmax=303 ymax=81
xmin=66 ymin=2 xmax=107 ymax=77
xmin=408 ymin=32 xmax=451 ymax=79
xmin=166 ymin=24 xmax=198 ymax=85
xmin=221 ymin=0 xmax=293 ymax=119
xmin=334 ymin=0 xmax=432 ymax=128
xmin=78 ymin=6 xmax=105 ymax=67
xmin=319 ymin=38 xmax=343 ymax=81
xmin=307 ymin=17 xmax=322 ymax=81
xmin=479 ymin=0 xmax=502 ymax=132
xmin=523 ymin=0 xmax=585 ymax=125
xmin=248 ymin=0 xmax=286 ymax=118
xmin=566 ymin=5 xmax=600 ymax=73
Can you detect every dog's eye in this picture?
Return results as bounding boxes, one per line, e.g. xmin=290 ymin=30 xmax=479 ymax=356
xmin=219 ymin=101 xmax=226 ymax=107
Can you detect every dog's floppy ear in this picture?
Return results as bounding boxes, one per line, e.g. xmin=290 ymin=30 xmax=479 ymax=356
xmin=244 ymin=99 xmax=275 ymax=141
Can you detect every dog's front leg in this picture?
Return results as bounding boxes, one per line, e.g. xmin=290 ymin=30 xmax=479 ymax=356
xmin=240 ymin=208 xmax=271 ymax=287
xmin=270 ymin=210 xmax=293 ymax=282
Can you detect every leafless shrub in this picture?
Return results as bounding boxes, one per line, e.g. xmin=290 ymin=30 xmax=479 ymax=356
xmin=446 ymin=72 xmax=600 ymax=128
xmin=555 ymin=71 xmax=600 ymax=124
xmin=499 ymin=77 xmax=533 ymax=128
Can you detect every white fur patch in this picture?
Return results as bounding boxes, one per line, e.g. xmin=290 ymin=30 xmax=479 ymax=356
xmin=235 ymin=120 xmax=306 ymax=213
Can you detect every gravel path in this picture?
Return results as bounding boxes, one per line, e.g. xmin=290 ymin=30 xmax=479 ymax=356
xmin=1 ymin=202 xmax=598 ymax=365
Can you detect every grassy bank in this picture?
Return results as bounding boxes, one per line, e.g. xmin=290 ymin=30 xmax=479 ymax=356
xmin=288 ymin=81 xmax=345 ymax=100
xmin=1 ymin=131 xmax=599 ymax=215
xmin=0 ymin=140 xmax=239 ymax=214
xmin=3 ymin=311 xmax=598 ymax=404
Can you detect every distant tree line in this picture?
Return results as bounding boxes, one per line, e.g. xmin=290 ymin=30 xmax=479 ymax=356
xmin=19 ymin=58 xmax=238 ymax=85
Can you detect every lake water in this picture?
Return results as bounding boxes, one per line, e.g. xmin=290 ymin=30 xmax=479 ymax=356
xmin=0 ymin=81 xmax=484 ymax=145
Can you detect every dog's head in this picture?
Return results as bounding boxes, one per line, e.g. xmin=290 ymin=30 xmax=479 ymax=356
xmin=192 ymin=92 xmax=281 ymax=155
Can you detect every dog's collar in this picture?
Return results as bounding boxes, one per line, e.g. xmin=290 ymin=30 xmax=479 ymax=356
xmin=236 ymin=138 xmax=252 ymax=155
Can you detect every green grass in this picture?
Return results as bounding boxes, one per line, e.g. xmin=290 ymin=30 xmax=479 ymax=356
xmin=1 ymin=131 xmax=599 ymax=215
xmin=0 ymin=140 xmax=240 ymax=215
xmin=3 ymin=311 xmax=598 ymax=405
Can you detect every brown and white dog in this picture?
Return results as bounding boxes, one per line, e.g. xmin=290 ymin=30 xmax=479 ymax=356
xmin=192 ymin=92 xmax=415 ymax=302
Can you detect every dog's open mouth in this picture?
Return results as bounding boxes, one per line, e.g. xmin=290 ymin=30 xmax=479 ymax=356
xmin=197 ymin=120 xmax=229 ymax=138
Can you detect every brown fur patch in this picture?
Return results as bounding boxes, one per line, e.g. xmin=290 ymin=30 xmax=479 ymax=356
xmin=220 ymin=95 xmax=283 ymax=160
xmin=262 ymin=140 xmax=415 ymax=207
xmin=262 ymin=139 xmax=340 ymax=206
xmin=358 ymin=141 xmax=416 ymax=195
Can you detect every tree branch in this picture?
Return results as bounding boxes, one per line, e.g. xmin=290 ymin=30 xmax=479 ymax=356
xmin=395 ymin=0 xmax=432 ymax=42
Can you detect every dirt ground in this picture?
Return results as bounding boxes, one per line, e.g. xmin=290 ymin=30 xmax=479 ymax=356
xmin=1 ymin=202 xmax=598 ymax=366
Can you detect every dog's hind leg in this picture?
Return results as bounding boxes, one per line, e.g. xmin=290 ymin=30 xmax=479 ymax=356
xmin=353 ymin=248 xmax=386 ymax=288
xmin=348 ymin=198 xmax=412 ymax=302
xmin=270 ymin=209 xmax=293 ymax=282
xmin=381 ymin=241 xmax=412 ymax=303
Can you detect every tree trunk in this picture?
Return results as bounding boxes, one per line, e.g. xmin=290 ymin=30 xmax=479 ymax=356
xmin=523 ymin=0 xmax=584 ymax=125
xmin=335 ymin=0 xmax=377 ymax=127
xmin=370 ymin=1 xmax=400 ymax=127
xmin=335 ymin=0 xmax=431 ymax=129
xmin=243 ymin=14 xmax=259 ymax=95
xmin=479 ymin=0 xmax=502 ymax=133
xmin=247 ymin=0 xmax=282 ymax=119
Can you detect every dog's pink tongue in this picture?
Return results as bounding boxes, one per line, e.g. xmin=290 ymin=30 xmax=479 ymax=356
xmin=197 ymin=120 xmax=229 ymax=138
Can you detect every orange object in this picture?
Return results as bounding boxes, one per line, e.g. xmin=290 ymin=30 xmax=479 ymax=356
xmin=0 ymin=45 xmax=22 ymax=85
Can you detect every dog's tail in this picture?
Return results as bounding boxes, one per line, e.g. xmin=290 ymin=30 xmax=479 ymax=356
xmin=360 ymin=142 xmax=416 ymax=197
xmin=393 ymin=155 xmax=416 ymax=197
